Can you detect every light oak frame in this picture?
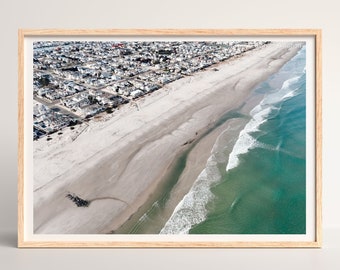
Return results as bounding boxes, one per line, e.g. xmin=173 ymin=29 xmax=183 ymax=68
xmin=18 ymin=29 xmax=322 ymax=248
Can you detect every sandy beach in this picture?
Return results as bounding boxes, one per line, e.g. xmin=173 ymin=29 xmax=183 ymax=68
xmin=33 ymin=42 xmax=302 ymax=234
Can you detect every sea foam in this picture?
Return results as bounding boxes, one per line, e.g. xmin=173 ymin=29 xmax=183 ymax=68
xmin=160 ymin=155 xmax=221 ymax=234
xmin=226 ymin=75 xmax=303 ymax=172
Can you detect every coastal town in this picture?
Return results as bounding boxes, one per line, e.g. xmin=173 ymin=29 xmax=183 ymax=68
xmin=33 ymin=40 xmax=268 ymax=140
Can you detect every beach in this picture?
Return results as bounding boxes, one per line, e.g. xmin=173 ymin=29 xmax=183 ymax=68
xmin=33 ymin=42 xmax=302 ymax=234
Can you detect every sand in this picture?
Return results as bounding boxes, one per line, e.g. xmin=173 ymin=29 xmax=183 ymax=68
xmin=33 ymin=42 xmax=302 ymax=234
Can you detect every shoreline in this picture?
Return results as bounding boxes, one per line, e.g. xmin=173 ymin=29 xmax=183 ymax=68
xmin=116 ymin=87 xmax=267 ymax=234
xmin=33 ymin=42 xmax=302 ymax=234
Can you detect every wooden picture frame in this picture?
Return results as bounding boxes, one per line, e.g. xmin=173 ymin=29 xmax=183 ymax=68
xmin=18 ymin=29 xmax=322 ymax=248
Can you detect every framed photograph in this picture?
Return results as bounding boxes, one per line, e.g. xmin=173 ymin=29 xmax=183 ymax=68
xmin=18 ymin=29 xmax=322 ymax=248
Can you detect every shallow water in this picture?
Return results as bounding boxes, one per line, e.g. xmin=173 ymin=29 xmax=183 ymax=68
xmin=162 ymin=45 xmax=307 ymax=234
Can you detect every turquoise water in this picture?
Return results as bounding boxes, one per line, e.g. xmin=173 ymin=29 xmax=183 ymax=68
xmin=161 ymin=45 xmax=306 ymax=234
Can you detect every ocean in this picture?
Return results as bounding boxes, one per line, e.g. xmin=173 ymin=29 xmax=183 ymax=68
xmin=161 ymin=44 xmax=307 ymax=234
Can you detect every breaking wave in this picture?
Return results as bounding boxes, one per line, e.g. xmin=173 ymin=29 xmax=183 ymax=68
xmin=226 ymin=74 xmax=304 ymax=172
xmin=160 ymin=155 xmax=221 ymax=234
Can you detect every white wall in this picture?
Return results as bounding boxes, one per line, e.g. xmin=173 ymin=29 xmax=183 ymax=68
xmin=0 ymin=0 xmax=339 ymax=268
xmin=1 ymin=0 xmax=339 ymax=230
